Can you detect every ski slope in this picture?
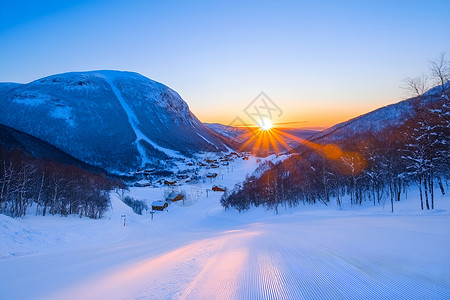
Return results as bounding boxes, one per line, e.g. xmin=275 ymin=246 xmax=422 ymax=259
xmin=1 ymin=157 xmax=449 ymax=299
xmin=98 ymin=71 xmax=184 ymax=163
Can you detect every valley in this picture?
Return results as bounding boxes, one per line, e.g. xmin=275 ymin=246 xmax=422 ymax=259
xmin=1 ymin=155 xmax=449 ymax=300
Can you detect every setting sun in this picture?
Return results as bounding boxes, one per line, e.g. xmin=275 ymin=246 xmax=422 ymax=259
xmin=258 ymin=118 xmax=273 ymax=131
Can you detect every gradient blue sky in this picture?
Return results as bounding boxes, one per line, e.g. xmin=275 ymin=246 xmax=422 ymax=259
xmin=1 ymin=0 xmax=449 ymax=128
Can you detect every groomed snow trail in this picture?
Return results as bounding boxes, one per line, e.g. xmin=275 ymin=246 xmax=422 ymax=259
xmin=34 ymin=216 xmax=450 ymax=300
xmin=99 ymin=72 xmax=183 ymax=164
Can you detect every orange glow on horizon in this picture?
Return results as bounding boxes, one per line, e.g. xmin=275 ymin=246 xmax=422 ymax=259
xmin=234 ymin=126 xmax=367 ymax=175
xmin=196 ymin=100 xmax=393 ymax=131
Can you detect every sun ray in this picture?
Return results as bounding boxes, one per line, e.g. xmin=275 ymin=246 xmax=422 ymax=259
xmin=238 ymin=129 xmax=260 ymax=152
xmin=266 ymin=130 xmax=282 ymax=154
xmin=231 ymin=124 xmax=368 ymax=175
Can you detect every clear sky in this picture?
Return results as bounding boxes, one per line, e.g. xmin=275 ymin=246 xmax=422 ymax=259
xmin=1 ymin=0 xmax=449 ymax=129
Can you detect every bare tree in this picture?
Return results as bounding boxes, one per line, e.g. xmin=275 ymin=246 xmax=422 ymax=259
xmin=114 ymin=183 xmax=129 ymax=202
xmin=401 ymin=74 xmax=429 ymax=98
xmin=0 ymin=159 xmax=15 ymax=214
xmin=429 ymin=52 xmax=450 ymax=94
xmin=14 ymin=161 xmax=36 ymax=217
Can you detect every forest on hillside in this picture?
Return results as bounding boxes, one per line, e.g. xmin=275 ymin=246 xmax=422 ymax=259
xmin=222 ymin=57 xmax=450 ymax=213
xmin=0 ymin=147 xmax=119 ymax=218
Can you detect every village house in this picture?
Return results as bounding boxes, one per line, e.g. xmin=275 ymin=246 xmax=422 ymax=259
xmin=152 ymin=201 xmax=168 ymax=211
xmin=171 ymin=194 xmax=184 ymax=202
xmin=212 ymin=186 xmax=226 ymax=192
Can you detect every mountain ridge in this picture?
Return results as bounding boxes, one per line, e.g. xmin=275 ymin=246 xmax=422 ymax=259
xmin=298 ymin=82 xmax=450 ymax=148
xmin=0 ymin=123 xmax=107 ymax=175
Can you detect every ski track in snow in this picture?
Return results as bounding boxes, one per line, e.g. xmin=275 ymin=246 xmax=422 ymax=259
xmin=100 ymin=73 xmax=183 ymax=164
xmin=197 ymin=133 xmax=217 ymax=148
xmin=32 ymin=222 xmax=449 ymax=300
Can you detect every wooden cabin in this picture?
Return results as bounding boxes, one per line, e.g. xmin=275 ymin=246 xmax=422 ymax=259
xmin=164 ymin=180 xmax=177 ymax=186
xmin=152 ymin=201 xmax=168 ymax=211
xmin=206 ymin=172 xmax=218 ymax=178
xmin=212 ymin=186 xmax=226 ymax=192
xmin=171 ymin=194 xmax=184 ymax=202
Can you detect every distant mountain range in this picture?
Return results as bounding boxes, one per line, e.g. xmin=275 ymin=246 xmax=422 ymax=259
xmin=0 ymin=71 xmax=229 ymax=173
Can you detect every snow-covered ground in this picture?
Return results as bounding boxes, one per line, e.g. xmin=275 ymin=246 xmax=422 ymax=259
xmin=1 ymin=157 xmax=449 ymax=299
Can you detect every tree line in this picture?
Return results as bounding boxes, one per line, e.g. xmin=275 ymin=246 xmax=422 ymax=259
xmin=0 ymin=148 xmax=119 ymax=218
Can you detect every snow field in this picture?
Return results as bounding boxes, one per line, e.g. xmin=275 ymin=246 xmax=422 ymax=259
xmin=0 ymin=156 xmax=449 ymax=299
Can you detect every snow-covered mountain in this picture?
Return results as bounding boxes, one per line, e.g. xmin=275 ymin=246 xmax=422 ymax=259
xmin=0 ymin=71 xmax=229 ymax=172
xmin=205 ymin=123 xmax=249 ymax=141
xmin=306 ymin=82 xmax=450 ymax=146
